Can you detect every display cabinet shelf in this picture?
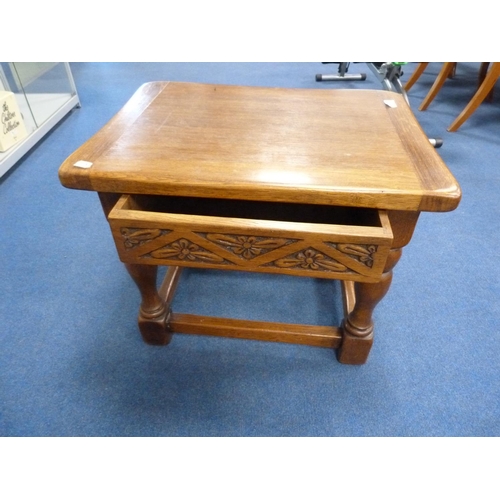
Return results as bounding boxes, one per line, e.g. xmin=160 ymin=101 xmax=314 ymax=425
xmin=0 ymin=62 xmax=80 ymax=178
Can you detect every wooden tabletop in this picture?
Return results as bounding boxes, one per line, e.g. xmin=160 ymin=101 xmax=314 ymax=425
xmin=59 ymin=81 xmax=461 ymax=212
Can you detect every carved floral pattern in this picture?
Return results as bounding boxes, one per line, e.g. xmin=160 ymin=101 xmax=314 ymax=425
xmin=121 ymin=228 xmax=166 ymax=248
xmin=270 ymin=248 xmax=348 ymax=272
xmin=204 ymin=233 xmax=292 ymax=260
xmin=329 ymin=243 xmax=377 ymax=268
xmin=148 ymin=238 xmax=226 ymax=263
xmin=117 ymin=225 xmax=381 ymax=278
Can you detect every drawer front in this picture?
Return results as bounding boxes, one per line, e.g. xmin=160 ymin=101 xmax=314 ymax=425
xmin=108 ymin=195 xmax=393 ymax=282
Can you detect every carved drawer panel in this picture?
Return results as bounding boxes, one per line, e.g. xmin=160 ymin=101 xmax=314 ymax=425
xmin=108 ymin=194 xmax=393 ymax=283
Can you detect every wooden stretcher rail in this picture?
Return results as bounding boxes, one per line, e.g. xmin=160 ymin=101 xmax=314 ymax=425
xmin=169 ymin=313 xmax=343 ymax=348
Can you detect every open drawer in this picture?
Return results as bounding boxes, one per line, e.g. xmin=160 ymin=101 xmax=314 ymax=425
xmin=107 ymin=194 xmax=393 ymax=282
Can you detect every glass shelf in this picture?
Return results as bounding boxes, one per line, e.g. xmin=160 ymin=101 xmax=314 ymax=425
xmin=0 ymin=62 xmax=80 ymax=178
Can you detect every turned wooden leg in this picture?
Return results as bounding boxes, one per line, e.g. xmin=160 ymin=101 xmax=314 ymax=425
xmin=337 ymin=248 xmax=402 ymax=364
xmin=337 ymin=210 xmax=419 ymax=364
xmin=97 ymin=193 xmax=174 ymax=346
xmin=125 ymin=263 xmax=173 ymax=345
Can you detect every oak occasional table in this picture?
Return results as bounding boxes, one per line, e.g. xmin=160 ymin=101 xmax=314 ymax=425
xmin=59 ymin=82 xmax=461 ymax=364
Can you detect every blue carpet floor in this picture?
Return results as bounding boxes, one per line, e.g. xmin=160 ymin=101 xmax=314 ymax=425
xmin=1 ymin=62 xmax=499 ymax=436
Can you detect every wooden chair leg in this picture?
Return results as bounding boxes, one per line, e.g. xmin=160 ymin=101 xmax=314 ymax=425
xmin=448 ymin=62 xmax=500 ymax=132
xmin=478 ymin=62 xmax=494 ymax=102
xmin=404 ymin=62 xmax=429 ymax=91
xmin=419 ymin=62 xmax=456 ymax=111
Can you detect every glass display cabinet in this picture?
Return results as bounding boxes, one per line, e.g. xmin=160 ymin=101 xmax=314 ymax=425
xmin=0 ymin=62 xmax=80 ymax=178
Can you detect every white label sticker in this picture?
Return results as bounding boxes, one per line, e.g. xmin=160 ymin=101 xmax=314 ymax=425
xmin=73 ymin=160 xmax=93 ymax=169
xmin=383 ymin=99 xmax=397 ymax=108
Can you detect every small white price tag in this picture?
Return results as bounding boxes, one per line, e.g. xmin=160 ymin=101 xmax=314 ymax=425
xmin=73 ymin=160 xmax=93 ymax=169
xmin=383 ymin=99 xmax=397 ymax=108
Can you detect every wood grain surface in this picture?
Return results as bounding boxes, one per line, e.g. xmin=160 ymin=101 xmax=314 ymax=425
xmin=59 ymin=82 xmax=461 ymax=212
